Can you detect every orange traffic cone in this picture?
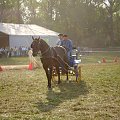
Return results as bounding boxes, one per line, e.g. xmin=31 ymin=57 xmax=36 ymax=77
xmin=0 ymin=66 xmax=3 ymax=71
xmin=102 ymin=57 xmax=106 ymax=63
xmin=114 ymin=56 xmax=118 ymax=62
xmin=28 ymin=63 xmax=33 ymax=70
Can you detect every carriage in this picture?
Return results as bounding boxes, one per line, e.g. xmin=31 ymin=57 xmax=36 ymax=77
xmin=52 ymin=48 xmax=82 ymax=83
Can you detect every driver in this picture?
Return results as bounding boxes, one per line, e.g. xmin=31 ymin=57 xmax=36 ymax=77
xmin=61 ymin=34 xmax=73 ymax=62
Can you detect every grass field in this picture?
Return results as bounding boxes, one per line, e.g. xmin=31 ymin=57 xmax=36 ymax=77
xmin=0 ymin=53 xmax=120 ymax=120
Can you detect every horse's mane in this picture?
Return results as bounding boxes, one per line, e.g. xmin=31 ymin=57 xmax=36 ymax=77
xmin=40 ymin=39 xmax=67 ymax=54
xmin=40 ymin=39 xmax=49 ymax=47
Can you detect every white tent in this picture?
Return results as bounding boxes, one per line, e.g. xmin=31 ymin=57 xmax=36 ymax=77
xmin=0 ymin=23 xmax=59 ymax=48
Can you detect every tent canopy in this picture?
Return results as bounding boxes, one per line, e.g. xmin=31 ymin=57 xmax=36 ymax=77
xmin=0 ymin=23 xmax=59 ymax=47
xmin=0 ymin=23 xmax=59 ymax=36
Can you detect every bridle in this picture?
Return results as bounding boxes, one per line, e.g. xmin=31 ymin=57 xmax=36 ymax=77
xmin=37 ymin=40 xmax=51 ymax=59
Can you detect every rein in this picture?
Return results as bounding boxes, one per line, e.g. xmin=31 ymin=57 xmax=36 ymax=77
xmin=35 ymin=40 xmax=74 ymax=72
xmin=40 ymin=47 xmax=50 ymax=59
xmin=41 ymin=47 xmax=73 ymax=72
xmin=38 ymin=42 xmax=51 ymax=59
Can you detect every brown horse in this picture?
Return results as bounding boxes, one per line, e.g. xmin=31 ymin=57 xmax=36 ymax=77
xmin=31 ymin=37 xmax=70 ymax=89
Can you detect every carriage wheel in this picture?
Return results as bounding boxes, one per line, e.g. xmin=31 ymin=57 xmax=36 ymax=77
xmin=52 ymin=67 xmax=63 ymax=82
xmin=52 ymin=68 xmax=57 ymax=82
xmin=75 ymin=66 xmax=81 ymax=83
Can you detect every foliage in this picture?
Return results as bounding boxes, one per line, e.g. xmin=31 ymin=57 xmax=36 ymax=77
xmin=0 ymin=0 xmax=120 ymax=47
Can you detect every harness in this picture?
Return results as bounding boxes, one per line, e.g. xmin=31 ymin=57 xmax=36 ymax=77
xmin=42 ymin=47 xmax=73 ymax=72
xmin=39 ymin=47 xmax=51 ymax=59
xmin=32 ymin=40 xmax=73 ymax=72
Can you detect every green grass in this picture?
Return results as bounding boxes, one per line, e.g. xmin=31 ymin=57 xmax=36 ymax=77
xmin=0 ymin=54 xmax=120 ymax=120
xmin=0 ymin=57 xmax=29 ymax=65
xmin=81 ymin=52 xmax=120 ymax=63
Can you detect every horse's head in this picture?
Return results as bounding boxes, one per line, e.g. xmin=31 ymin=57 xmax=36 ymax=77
xmin=31 ymin=36 xmax=41 ymax=56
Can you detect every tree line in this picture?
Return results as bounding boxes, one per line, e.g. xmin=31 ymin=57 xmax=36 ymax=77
xmin=0 ymin=0 xmax=120 ymax=47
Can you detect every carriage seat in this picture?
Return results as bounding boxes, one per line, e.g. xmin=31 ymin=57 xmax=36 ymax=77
xmin=69 ymin=54 xmax=81 ymax=67
xmin=74 ymin=59 xmax=81 ymax=64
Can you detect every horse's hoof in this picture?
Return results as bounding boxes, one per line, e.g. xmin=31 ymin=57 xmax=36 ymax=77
xmin=48 ymin=88 xmax=52 ymax=90
xmin=48 ymin=87 xmax=52 ymax=90
xmin=58 ymin=81 xmax=61 ymax=84
xmin=66 ymin=80 xmax=70 ymax=83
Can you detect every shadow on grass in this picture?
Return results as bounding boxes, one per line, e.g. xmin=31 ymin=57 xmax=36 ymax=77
xmin=35 ymin=80 xmax=90 ymax=112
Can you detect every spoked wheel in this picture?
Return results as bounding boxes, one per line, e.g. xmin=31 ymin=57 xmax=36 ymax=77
xmin=52 ymin=67 xmax=63 ymax=82
xmin=52 ymin=67 xmax=57 ymax=82
xmin=52 ymin=66 xmax=81 ymax=83
xmin=74 ymin=65 xmax=81 ymax=83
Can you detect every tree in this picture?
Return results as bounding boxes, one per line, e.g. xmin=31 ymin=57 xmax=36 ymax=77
xmin=103 ymin=0 xmax=120 ymax=46
xmin=0 ymin=0 xmax=23 ymax=23
xmin=0 ymin=0 xmax=14 ymax=22
xmin=0 ymin=0 xmax=120 ymax=47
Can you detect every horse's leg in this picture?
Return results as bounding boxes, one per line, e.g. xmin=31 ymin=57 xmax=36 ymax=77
xmin=49 ymin=67 xmax=53 ymax=87
xmin=63 ymin=55 xmax=69 ymax=81
xmin=56 ymin=67 xmax=61 ymax=84
xmin=66 ymin=71 xmax=69 ymax=81
xmin=44 ymin=67 xmax=52 ymax=89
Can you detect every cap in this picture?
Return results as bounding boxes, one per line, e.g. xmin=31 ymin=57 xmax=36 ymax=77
xmin=58 ymin=33 xmax=63 ymax=36
xmin=63 ymin=34 xmax=68 ymax=37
